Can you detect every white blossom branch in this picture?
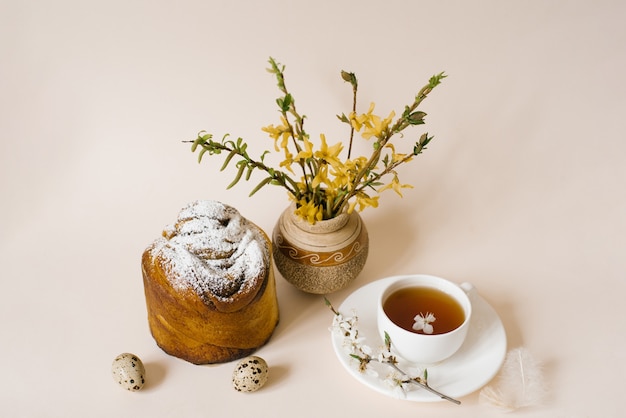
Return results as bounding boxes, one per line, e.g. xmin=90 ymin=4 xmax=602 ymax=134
xmin=325 ymin=297 xmax=460 ymax=405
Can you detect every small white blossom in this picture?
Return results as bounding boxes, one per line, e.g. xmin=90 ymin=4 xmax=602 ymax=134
xmin=332 ymin=314 xmax=368 ymax=356
xmin=329 ymin=313 xmax=344 ymax=333
xmin=377 ymin=348 xmax=394 ymax=363
xmin=360 ymin=344 xmax=373 ymax=356
xmin=413 ymin=312 xmax=436 ymax=334
xmin=383 ymin=371 xmax=409 ymax=399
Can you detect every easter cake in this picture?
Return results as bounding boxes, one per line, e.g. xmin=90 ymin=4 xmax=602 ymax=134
xmin=141 ymin=200 xmax=279 ymax=364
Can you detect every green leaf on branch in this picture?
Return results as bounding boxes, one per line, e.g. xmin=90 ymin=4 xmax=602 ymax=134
xmin=419 ymin=133 xmax=432 ymax=146
xmin=337 ymin=113 xmax=350 ymax=124
xmin=197 ymin=146 xmax=209 ymax=163
xmin=227 ymin=161 xmax=247 ymax=189
xmin=220 ymin=149 xmax=238 ymax=171
xmin=429 ymin=72 xmax=447 ymax=88
xmin=341 ymin=70 xmax=358 ymax=88
xmin=382 ymin=154 xmax=389 ymax=167
xmin=245 ymin=164 xmax=254 ymax=181
xmin=407 ymin=111 xmax=427 ymax=125
xmin=283 ymin=93 xmax=292 ymax=110
xmin=277 ymin=94 xmax=293 ymax=112
xmin=249 ymin=177 xmax=272 ymax=196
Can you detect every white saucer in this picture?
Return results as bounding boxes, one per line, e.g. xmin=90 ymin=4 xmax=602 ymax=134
xmin=330 ymin=276 xmax=507 ymax=402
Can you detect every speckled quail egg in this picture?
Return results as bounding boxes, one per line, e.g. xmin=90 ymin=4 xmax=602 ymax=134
xmin=232 ymin=356 xmax=269 ymax=392
xmin=111 ymin=353 xmax=146 ymax=391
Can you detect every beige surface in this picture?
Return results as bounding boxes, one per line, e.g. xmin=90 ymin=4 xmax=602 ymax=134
xmin=2 ymin=1 xmax=624 ymax=416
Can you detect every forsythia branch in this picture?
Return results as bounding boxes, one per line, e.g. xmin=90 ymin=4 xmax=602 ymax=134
xmin=188 ymin=57 xmax=446 ymax=223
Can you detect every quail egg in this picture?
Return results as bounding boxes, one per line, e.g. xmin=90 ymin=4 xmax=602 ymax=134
xmin=112 ymin=353 xmax=146 ymax=391
xmin=232 ymin=356 xmax=269 ymax=392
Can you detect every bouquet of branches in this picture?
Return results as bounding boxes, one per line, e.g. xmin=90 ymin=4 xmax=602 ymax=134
xmin=190 ymin=57 xmax=445 ymax=224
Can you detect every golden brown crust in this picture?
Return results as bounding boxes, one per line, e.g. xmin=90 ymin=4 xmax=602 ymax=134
xmin=141 ymin=201 xmax=279 ymax=364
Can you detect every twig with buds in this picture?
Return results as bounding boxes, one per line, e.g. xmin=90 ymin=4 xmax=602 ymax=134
xmin=325 ymin=297 xmax=460 ymax=405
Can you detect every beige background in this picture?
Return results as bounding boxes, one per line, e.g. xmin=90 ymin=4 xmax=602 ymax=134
xmin=2 ymin=0 xmax=624 ymax=416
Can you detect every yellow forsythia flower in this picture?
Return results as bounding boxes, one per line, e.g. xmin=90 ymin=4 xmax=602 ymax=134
xmin=355 ymin=192 xmax=379 ymax=211
xmin=378 ymin=174 xmax=414 ymax=197
xmin=385 ymin=143 xmax=412 ymax=164
xmin=279 ymin=151 xmax=295 ymax=173
xmin=349 ymin=102 xmax=375 ymax=131
xmin=361 ymin=110 xmax=396 ymax=140
xmin=314 ymin=134 xmax=343 ymax=169
xmin=294 ymin=199 xmax=323 ymax=223
xmin=294 ymin=136 xmax=314 ymax=162
xmin=311 ymin=164 xmax=330 ymax=189
xmin=262 ymin=115 xmax=291 ymax=151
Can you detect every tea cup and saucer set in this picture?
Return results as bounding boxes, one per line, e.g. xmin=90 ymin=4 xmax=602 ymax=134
xmin=330 ymin=274 xmax=506 ymax=402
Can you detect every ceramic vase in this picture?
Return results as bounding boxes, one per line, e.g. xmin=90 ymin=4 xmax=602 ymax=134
xmin=272 ymin=204 xmax=369 ymax=294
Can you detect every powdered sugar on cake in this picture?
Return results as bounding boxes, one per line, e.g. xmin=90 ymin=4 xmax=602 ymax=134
xmin=149 ymin=200 xmax=269 ymax=306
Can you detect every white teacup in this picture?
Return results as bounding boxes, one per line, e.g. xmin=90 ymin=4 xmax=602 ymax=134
xmin=377 ymin=275 xmax=473 ymax=364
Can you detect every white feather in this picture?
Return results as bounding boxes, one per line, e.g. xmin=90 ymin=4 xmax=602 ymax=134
xmin=479 ymin=347 xmax=548 ymax=412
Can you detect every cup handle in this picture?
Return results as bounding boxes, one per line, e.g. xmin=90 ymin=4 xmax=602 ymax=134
xmin=459 ymin=282 xmax=476 ymax=296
